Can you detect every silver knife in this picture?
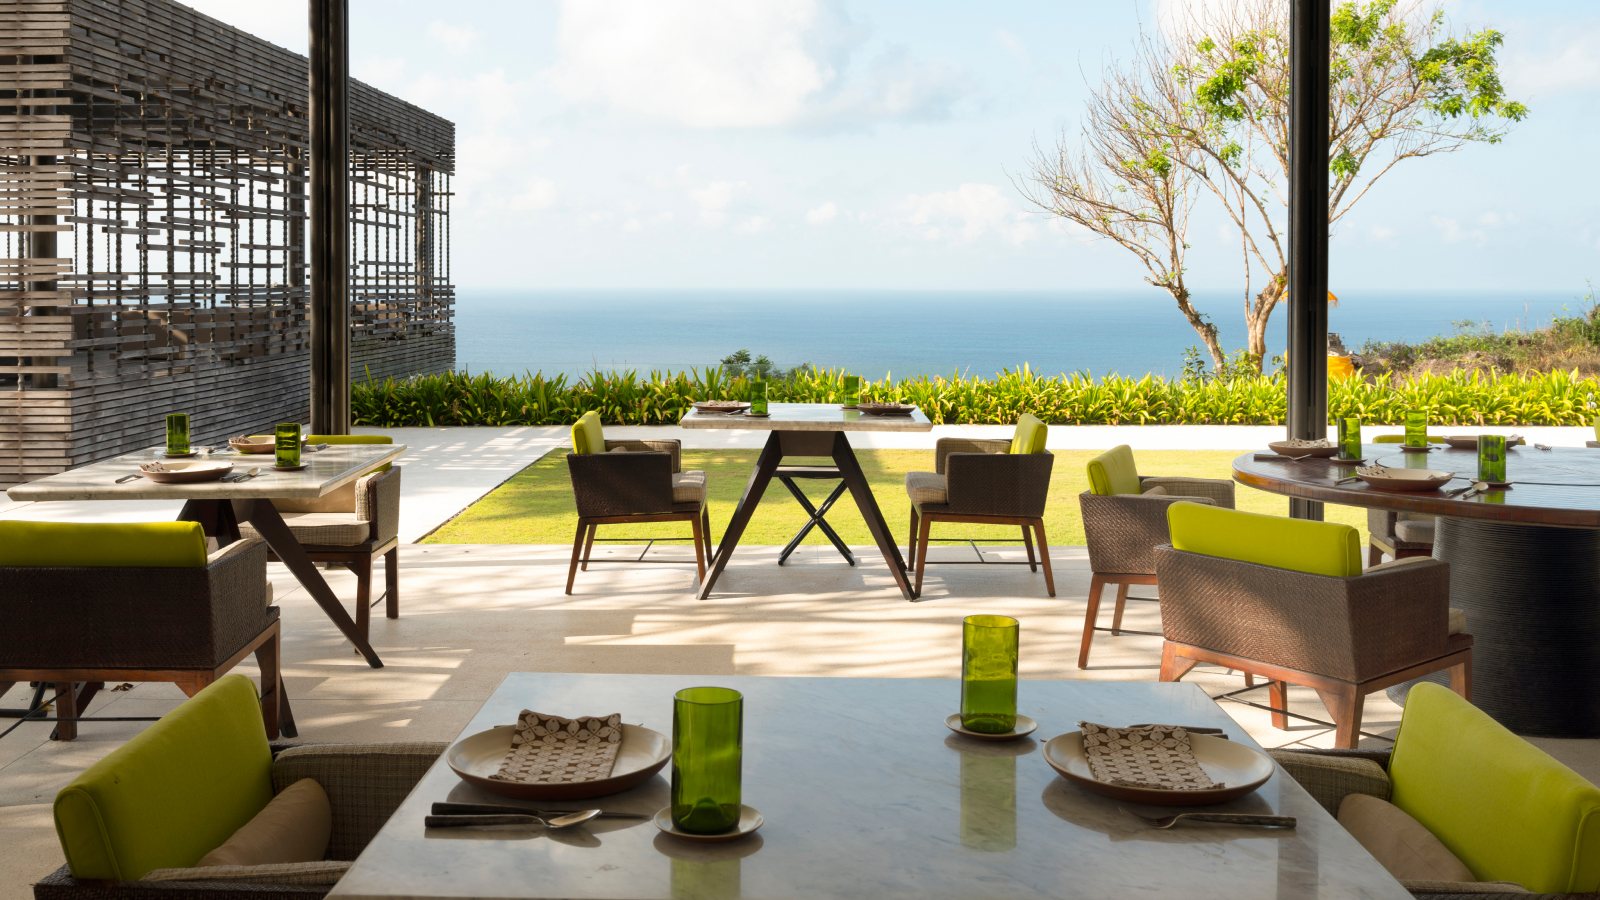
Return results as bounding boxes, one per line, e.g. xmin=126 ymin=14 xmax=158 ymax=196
xmin=430 ymin=801 xmax=649 ymax=820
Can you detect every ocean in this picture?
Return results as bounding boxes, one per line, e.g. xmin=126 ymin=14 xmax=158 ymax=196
xmin=453 ymin=289 xmax=1585 ymax=382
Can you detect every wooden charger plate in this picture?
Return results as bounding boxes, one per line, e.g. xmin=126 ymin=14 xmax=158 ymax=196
xmin=140 ymin=461 xmax=233 ymax=484
xmin=1043 ymin=731 xmax=1273 ymax=806
xmin=446 ymin=723 xmax=671 ymax=800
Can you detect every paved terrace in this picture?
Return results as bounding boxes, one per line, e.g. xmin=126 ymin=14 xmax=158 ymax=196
xmin=2 ymin=424 xmax=1596 ymax=899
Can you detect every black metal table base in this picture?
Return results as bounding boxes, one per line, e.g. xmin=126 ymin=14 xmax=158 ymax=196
xmin=1386 ymin=517 xmax=1600 ymax=738
xmin=775 ymin=467 xmax=854 ymax=566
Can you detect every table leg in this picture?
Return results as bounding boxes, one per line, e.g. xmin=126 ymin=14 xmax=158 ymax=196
xmin=178 ymin=499 xmax=241 ymax=546
xmin=1387 ymin=517 xmax=1600 ymax=737
xmin=234 ymin=499 xmax=385 ymax=669
xmin=697 ymin=432 xmax=784 ymax=600
xmin=831 ymin=432 xmax=916 ymax=601
xmin=776 ymin=476 xmax=854 ymax=566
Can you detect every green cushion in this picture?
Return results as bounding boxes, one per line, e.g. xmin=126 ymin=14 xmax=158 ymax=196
xmin=1008 ymin=414 xmax=1048 ymax=455
xmin=1389 ymin=683 xmax=1600 ymax=893
xmin=308 ymin=434 xmax=393 ymax=472
xmin=1086 ymin=444 xmax=1140 ymax=495
xmin=54 ymin=674 xmax=273 ymax=880
xmin=1166 ymin=502 xmax=1363 ymax=577
xmin=571 ymin=411 xmax=604 ymax=455
xmin=0 ymin=521 xmax=207 ymax=568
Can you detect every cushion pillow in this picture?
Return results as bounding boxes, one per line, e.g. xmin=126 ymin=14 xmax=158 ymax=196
xmin=0 ymin=521 xmax=208 ymax=568
xmin=1086 ymin=444 xmax=1140 ymax=495
xmin=1167 ymin=502 xmax=1363 ymax=577
xmin=571 ymin=411 xmax=604 ymax=455
xmin=1008 ymin=413 xmax=1048 ymax=455
xmin=198 ymin=778 xmax=332 ymax=868
xmin=1338 ymin=793 xmax=1476 ymax=882
xmin=1141 ymin=485 xmax=1168 ymax=496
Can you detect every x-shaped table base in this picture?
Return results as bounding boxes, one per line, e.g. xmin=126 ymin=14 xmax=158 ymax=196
xmin=775 ymin=466 xmax=855 ymax=566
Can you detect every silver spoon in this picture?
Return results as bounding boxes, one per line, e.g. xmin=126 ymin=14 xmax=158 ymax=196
xmin=424 ymin=809 xmax=602 ymax=829
xmin=1120 ymin=808 xmax=1296 ymax=829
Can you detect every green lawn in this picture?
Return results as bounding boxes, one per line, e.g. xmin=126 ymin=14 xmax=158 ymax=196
xmin=424 ymin=450 xmax=1372 ymax=548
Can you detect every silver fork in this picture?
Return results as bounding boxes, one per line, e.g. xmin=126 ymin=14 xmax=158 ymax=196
xmin=1119 ymin=808 xmax=1296 ymax=829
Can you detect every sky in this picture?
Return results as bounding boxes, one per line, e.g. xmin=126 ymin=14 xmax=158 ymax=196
xmin=187 ymin=0 xmax=1600 ymax=295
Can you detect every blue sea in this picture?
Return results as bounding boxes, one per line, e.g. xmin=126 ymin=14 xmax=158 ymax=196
xmin=454 ymin=289 xmax=1586 ymax=382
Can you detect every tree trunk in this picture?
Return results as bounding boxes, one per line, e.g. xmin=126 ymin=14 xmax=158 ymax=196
xmin=1244 ymin=276 xmax=1286 ymax=372
xmin=1165 ymin=285 xmax=1227 ymax=373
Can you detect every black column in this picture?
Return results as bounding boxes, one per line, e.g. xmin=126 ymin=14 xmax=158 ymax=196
xmin=1286 ymin=0 xmax=1330 ymax=520
xmin=308 ymin=0 xmax=350 ymax=435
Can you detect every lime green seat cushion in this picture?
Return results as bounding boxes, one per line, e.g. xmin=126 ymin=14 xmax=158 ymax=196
xmin=1086 ymin=444 xmax=1140 ymax=495
xmin=1389 ymin=683 xmax=1600 ymax=893
xmin=54 ymin=674 xmax=274 ymax=880
xmin=571 ymin=411 xmax=605 ymax=455
xmin=1008 ymin=413 xmax=1049 ymax=455
xmin=0 ymin=521 xmax=207 ymax=568
xmin=1167 ymin=502 xmax=1362 ymax=577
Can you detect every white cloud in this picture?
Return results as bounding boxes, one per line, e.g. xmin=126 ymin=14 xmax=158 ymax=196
xmin=510 ymin=177 xmax=558 ymax=211
xmin=1371 ymin=225 xmax=1396 ymax=240
xmin=1504 ymin=25 xmax=1600 ymax=97
xmin=993 ymin=28 xmax=1028 ymax=63
xmin=734 ymin=216 xmax=773 ymax=234
xmin=687 ymin=180 xmax=743 ymax=225
xmin=427 ymin=21 xmax=479 ymax=55
xmin=623 ymin=218 xmax=642 ymax=232
xmin=181 ymin=1 xmax=305 ymax=52
xmin=892 ymin=183 xmax=1037 ymax=244
xmin=1430 ymin=212 xmax=1519 ymax=248
xmin=805 ymin=202 xmax=838 ymax=224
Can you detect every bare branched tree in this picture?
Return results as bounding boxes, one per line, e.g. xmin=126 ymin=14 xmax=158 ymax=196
xmin=1020 ymin=0 xmax=1528 ymax=373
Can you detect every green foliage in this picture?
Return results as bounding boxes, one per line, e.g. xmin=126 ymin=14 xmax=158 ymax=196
xmin=351 ymin=364 xmax=1600 ymax=429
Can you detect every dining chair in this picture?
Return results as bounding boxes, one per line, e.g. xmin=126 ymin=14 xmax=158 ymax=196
xmin=565 ymin=411 xmax=711 ymax=593
xmin=0 ymin=522 xmax=291 ymax=741
xmin=1076 ymin=444 xmax=1234 ymax=668
xmin=1366 ymin=435 xmax=1444 ymax=565
xmin=902 ymin=413 xmax=1055 ymax=597
xmin=1155 ymin=502 xmax=1472 ymax=749
xmin=40 ymin=673 xmax=441 ymax=899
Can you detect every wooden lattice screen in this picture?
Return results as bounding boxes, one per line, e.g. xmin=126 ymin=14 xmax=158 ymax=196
xmin=0 ymin=0 xmax=455 ymax=487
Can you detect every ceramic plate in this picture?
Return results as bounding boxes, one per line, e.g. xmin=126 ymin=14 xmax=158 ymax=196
xmin=1265 ymin=440 xmax=1339 ymax=458
xmin=856 ymin=403 xmax=916 ymax=416
xmin=1442 ymin=435 xmax=1523 ymax=451
xmin=446 ymin=723 xmax=670 ymax=801
xmin=139 ymin=461 xmax=233 ymax=484
xmin=692 ymin=402 xmax=749 ymax=414
xmin=1043 ymin=731 xmax=1273 ymax=806
xmin=944 ymin=713 xmax=1038 ymax=742
xmin=1355 ymin=465 xmax=1454 ymax=492
xmin=230 ymin=435 xmax=308 ymax=454
xmin=653 ymin=805 xmax=763 ymax=843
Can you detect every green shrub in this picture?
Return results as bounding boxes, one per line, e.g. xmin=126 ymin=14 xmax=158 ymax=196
xmin=351 ymin=365 xmax=1600 ymax=427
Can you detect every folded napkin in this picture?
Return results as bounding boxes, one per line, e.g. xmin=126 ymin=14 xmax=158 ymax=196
xmin=490 ymin=711 xmax=623 ymax=785
xmin=1078 ymin=721 xmax=1223 ymax=791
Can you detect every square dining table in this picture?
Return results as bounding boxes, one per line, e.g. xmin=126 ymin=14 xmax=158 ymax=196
xmin=330 ymin=673 xmax=1408 ymax=900
xmin=679 ymin=403 xmax=933 ymax=600
xmin=4 ymin=442 xmax=405 ymax=670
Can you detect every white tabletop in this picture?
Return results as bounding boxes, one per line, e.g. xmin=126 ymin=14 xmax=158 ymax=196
xmin=330 ymin=673 xmax=1406 ymax=900
xmin=679 ymin=402 xmax=933 ymax=432
xmin=4 ymin=443 xmax=406 ymax=501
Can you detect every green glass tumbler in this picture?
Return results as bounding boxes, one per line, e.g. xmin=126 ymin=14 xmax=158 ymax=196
xmin=165 ymin=413 xmax=190 ymax=455
xmin=749 ymin=380 xmax=768 ymax=416
xmin=1478 ymin=435 xmax=1507 ymax=484
xmin=843 ymin=375 xmax=861 ymax=408
xmin=1404 ymin=410 xmax=1429 ymax=448
xmin=275 ymin=422 xmax=302 ymax=468
xmin=961 ymin=615 xmax=1019 ymax=734
xmin=1337 ymin=416 xmax=1361 ymax=460
xmin=671 ymin=686 xmax=743 ymax=834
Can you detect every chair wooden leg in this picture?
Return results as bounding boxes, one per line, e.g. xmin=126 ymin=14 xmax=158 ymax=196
xmin=1032 ymin=520 xmax=1054 ymax=597
xmin=1314 ymin=685 xmax=1366 ymax=750
xmin=353 ymin=556 xmax=373 ymax=641
xmin=690 ymin=513 xmax=707 ymax=584
xmin=702 ymin=507 xmax=714 ymax=561
xmin=580 ymin=524 xmax=597 ymax=571
xmin=913 ymin=512 xmax=933 ymax=597
xmin=1244 ymin=672 xmax=1255 ymax=688
xmin=1449 ymin=656 xmax=1472 ymax=701
xmin=1021 ymin=524 xmax=1037 ymax=572
xmin=1159 ymin=642 xmax=1201 ymax=682
xmin=385 ymin=547 xmax=399 ymax=620
xmin=1079 ymin=574 xmax=1107 ymax=669
xmin=254 ymin=628 xmax=282 ymax=740
xmin=1110 ymin=583 xmax=1130 ymax=635
xmin=52 ymin=681 xmax=77 ymax=741
xmin=1268 ymin=680 xmax=1290 ymax=730
xmin=907 ymin=507 xmax=918 ymax=568
xmin=1367 ymin=542 xmax=1383 ymax=567
xmin=566 ymin=519 xmax=587 ymax=595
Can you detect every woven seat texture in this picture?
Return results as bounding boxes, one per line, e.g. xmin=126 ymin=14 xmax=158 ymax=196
xmin=905 ymin=471 xmax=947 ymax=506
xmin=1268 ymin=749 xmax=1392 ymax=815
xmin=671 ymin=470 xmax=706 ymax=503
xmin=1079 ymin=491 xmax=1215 ymax=575
xmin=241 ymin=513 xmax=370 ymax=547
xmin=1397 ymin=518 xmax=1438 ymax=543
xmin=1137 ymin=475 xmax=1236 ymax=508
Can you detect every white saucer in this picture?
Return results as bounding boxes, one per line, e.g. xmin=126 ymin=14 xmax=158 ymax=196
xmin=944 ymin=713 xmax=1038 ymax=742
xmin=652 ymin=805 xmax=763 ymax=843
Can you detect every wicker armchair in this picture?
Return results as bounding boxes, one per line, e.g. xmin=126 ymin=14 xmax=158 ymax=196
xmin=0 ymin=523 xmax=290 ymax=741
xmin=904 ymin=421 xmax=1055 ymax=598
xmin=1076 ymin=444 xmax=1235 ymax=668
xmin=565 ymin=412 xmax=710 ymax=593
xmin=1368 ymin=508 xmax=1436 ymax=566
xmin=1154 ymin=504 xmax=1471 ymax=749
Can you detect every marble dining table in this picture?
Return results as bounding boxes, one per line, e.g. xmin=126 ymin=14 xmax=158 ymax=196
xmin=329 ymin=673 xmax=1409 ymax=900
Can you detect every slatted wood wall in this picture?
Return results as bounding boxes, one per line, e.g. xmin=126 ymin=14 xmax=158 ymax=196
xmin=0 ymin=0 xmax=455 ymax=487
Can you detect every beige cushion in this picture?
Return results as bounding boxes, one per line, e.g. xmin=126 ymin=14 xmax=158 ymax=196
xmin=198 ymin=778 xmax=331 ymax=868
xmin=1448 ymin=607 xmax=1466 ymax=635
xmin=240 ymin=512 xmax=371 ymax=547
xmin=1365 ymin=555 xmax=1433 ymax=574
xmin=672 ymin=470 xmax=706 ymax=504
xmin=144 ymin=861 xmax=351 ymax=885
xmin=1338 ymin=793 xmax=1476 ymax=882
xmin=905 ymin=471 xmax=947 ymax=506
xmin=1141 ymin=485 xmax=1168 ymax=495
xmin=206 ymin=538 xmax=263 ymax=567
xmin=1395 ymin=518 xmax=1437 ymax=544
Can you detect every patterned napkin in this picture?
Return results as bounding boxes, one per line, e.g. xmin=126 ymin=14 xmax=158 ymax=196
xmin=1078 ymin=722 xmax=1223 ymax=791
xmin=490 ymin=711 xmax=623 ymax=784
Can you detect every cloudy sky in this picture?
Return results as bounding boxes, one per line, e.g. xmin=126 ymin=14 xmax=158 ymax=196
xmin=189 ymin=0 xmax=1600 ymax=293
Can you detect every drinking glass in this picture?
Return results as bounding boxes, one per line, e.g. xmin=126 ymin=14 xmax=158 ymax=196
xmin=749 ymin=380 xmax=768 ymax=416
xmin=1478 ymin=435 xmax=1507 ymax=484
xmin=671 ymin=686 xmax=743 ymax=834
xmin=275 ymin=422 xmax=302 ymax=468
xmin=1404 ymin=411 xmax=1429 ymax=448
xmin=961 ymin=615 xmax=1019 ymax=734
xmin=1337 ymin=416 xmax=1361 ymax=460
xmin=165 ymin=413 xmax=190 ymax=456
xmin=843 ymin=375 xmax=861 ymax=408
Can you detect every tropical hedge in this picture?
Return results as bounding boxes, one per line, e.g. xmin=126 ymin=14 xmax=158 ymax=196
xmin=351 ymin=366 xmax=1600 ymax=428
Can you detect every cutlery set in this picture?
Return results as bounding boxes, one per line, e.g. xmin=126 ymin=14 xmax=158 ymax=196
xmin=427 ymin=801 xmax=649 ymax=829
xmin=1119 ymin=808 xmax=1296 ymax=830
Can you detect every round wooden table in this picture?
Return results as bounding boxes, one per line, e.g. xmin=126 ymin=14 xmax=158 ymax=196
xmin=1233 ymin=444 xmax=1600 ymax=738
